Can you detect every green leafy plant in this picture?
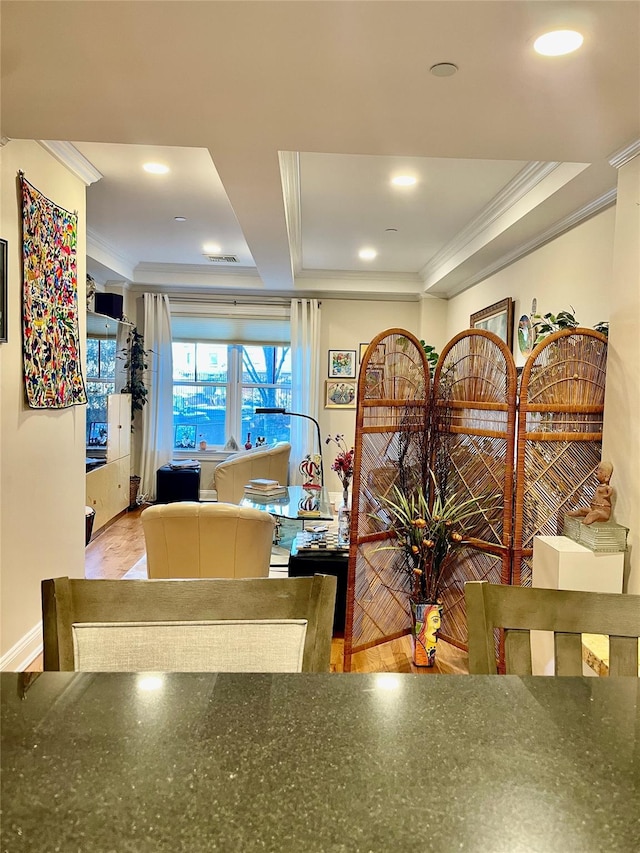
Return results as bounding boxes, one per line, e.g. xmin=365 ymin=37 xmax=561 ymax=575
xmin=121 ymin=327 xmax=150 ymax=426
xmin=531 ymin=306 xmax=609 ymax=344
xmin=419 ymin=340 xmax=440 ymax=377
xmin=374 ymin=476 xmax=489 ymax=604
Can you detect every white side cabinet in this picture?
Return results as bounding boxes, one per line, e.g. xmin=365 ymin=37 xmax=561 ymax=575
xmin=86 ymin=393 xmax=132 ymax=531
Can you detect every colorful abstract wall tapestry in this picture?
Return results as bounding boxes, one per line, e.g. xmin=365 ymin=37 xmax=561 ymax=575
xmin=21 ymin=174 xmax=86 ymax=408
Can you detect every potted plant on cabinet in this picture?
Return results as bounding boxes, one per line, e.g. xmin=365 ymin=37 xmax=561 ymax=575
xmin=121 ymin=327 xmax=150 ymax=508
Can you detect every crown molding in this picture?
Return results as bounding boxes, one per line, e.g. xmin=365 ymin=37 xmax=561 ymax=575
xmin=279 ymin=150 xmax=302 ymax=273
xmin=419 ymin=161 xmax=560 ymax=281
xmin=87 ymin=228 xmax=136 ymax=281
xmin=608 ymin=139 xmax=640 ymax=169
xmin=37 ymin=141 xmax=103 ymax=185
xmin=442 ymin=187 xmax=617 ymax=297
xmin=296 ymin=267 xmax=420 ymax=283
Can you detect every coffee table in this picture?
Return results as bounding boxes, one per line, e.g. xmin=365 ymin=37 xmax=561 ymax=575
xmin=240 ymin=486 xmax=333 ymax=523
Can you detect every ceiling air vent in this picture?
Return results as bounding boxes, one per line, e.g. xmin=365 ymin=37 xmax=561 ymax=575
xmin=204 ymin=253 xmax=239 ymax=263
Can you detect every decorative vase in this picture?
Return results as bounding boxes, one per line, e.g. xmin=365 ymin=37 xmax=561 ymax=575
xmin=199 ymin=435 xmax=207 ymax=451
xmin=337 ymin=486 xmax=351 ymax=546
xmin=245 ymin=432 xmax=252 ymax=450
xmin=410 ymin=601 xmax=442 ymax=667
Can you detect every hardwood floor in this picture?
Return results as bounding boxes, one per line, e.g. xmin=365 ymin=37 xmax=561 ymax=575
xmin=81 ymin=506 xmax=469 ymax=675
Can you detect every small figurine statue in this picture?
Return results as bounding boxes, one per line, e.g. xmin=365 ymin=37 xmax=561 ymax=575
xmin=566 ymin=461 xmax=614 ymax=525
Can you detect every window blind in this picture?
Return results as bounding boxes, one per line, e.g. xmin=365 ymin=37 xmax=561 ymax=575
xmin=171 ymin=302 xmax=290 ymax=345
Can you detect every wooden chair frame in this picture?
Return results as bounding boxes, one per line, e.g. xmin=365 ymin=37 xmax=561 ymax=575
xmin=42 ymin=574 xmax=337 ymax=673
xmin=465 ymin=581 xmax=640 ymax=676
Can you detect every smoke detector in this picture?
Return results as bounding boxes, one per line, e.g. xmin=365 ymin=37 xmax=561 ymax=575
xmin=204 ymin=253 xmax=239 ymax=263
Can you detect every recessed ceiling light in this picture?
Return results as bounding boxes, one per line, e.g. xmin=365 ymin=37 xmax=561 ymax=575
xmin=359 ymin=248 xmax=377 ymax=261
xmin=430 ymin=62 xmax=458 ymax=77
xmin=391 ymin=175 xmax=417 ymax=187
xmin=143 ymin=162 xmax=169 ymax=174
xmin=174 ymin=216 xmax=186 ymax=222
xmin=203 ymin=243 xmax=222 ymax=254
xmin=534 ymin=30 xmax=583 ymax=56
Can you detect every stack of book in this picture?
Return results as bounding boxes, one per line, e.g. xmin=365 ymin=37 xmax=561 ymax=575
xmin=243 ymin=478 xmax=288 ymax=500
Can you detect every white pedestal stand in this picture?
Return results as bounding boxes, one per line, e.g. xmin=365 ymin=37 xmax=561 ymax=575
xmin=531 ymin=536 xmax=624 ymax=675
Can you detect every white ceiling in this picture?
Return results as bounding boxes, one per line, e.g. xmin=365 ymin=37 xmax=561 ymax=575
xmin=1 ymin=1 xmax=638 ymax=301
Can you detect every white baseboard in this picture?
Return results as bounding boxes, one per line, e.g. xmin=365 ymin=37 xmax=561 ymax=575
xmin=1 ymin=622 xmax=43 ymax=672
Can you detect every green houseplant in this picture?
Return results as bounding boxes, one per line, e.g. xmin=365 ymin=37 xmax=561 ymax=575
xmin=120 ymin=327 xmax=151 ymax=508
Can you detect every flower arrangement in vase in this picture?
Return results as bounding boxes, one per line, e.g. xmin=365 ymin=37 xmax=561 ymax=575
xmin=376 ymin=474 xmax=487 ymax=666
xmin=325 ymin=434 xmax=355 ymax=546
xmin=325 ymin=434 xmax=354 ymax=508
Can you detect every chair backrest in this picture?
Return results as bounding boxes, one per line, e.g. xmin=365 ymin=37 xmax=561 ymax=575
xmin=141 ymin=502 xmax=275 ymax=579
xmin=214 ymin=442 xmax=291 ymax=504
xmin=42 ymin=574 xmax=337 ymax=673
xmin=465 ymin=581 xmax=640 ymax=676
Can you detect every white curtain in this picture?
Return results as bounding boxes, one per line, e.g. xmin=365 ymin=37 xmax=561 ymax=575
xmin=140 ymin=293 xmax=174 ymax=500
xmin=290 ymin=299 xmax=321 ymax=485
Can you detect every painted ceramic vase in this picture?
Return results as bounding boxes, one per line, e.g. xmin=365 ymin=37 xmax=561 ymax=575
xmin=410 ymin=601 xmax=442 ymax=667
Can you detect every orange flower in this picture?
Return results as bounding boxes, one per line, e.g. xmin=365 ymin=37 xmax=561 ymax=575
xmin=451 ymin=531 xmax=463 ymax=542
xmin=413 ymin=518 xmax=427 ymax=528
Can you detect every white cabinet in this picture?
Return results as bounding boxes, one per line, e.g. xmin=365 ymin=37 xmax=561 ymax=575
xmin=107 ymin=393 xmax=131 ymax=462
xmin=86 ymin=394 xmax=132 ymax=531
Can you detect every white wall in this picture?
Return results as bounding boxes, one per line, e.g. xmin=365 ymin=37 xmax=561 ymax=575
xmin=0 ymin=141 xmax=86 ymax=669
xmin=446 ymin=200 xmax=639 ymax=590
xmin=602 ymin=156 xmax=640 ymax=593
xmin=445 ymin=207 xmax=616 ymax=366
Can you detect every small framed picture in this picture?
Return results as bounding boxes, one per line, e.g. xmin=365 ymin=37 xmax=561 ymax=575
xmin=470 ymin=297 xmax=514 ymax=349
xmin=369 ymin=342 xmax=386 ymax=366
xmin=328 ymin=349 xmax=357 ymax=378
xmin=174 ymin=424 xmax=196 ymax=449
xmin=364 ymin=367 xmax=384 ymax=398
xmin=359 ymin=342 xmax=368 ymax=361
xmin=325 ymin=379 xmax=357 ymax=409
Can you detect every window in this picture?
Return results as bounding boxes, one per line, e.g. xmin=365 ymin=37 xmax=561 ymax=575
xmin=172 ymin=343 xmax=292 ymax=449
xmin=86 ymin=337 xmax=117 ymax=446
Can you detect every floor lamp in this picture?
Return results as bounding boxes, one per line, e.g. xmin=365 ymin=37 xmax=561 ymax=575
xmin=254 ymin=408 xmax=324 ymax=488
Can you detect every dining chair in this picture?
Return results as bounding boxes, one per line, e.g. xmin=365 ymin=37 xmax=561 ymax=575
xmin=42 ymin=574 xmax=337 ymax=673
xmin=465 ymin=581 xmax=640 ymax=676
xmin=141 ymin=502 xmax=275 ymax=579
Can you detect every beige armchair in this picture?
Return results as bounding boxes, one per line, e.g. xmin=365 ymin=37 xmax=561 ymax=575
xmin=214 ymin=441 xmax=291 ymax=504
xmin=141 ymin=502 xmax=275 ymax=579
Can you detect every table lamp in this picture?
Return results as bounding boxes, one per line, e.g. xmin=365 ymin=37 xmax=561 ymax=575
xmin=254 ymin=407 xmax=324 ymax=487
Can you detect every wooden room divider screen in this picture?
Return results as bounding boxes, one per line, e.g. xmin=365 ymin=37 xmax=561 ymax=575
xmin=431 ymin=330 xmax=517 ymax=650
xmin=344 ymin=330 xmax=430 ymax=669
xmin=513 ymin=328 xmax=608 ymax=587
xmin=344 ymin=326 xmax=607 ymax=671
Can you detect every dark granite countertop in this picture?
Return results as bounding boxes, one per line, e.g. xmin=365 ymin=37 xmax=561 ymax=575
xmin=1 ymin=673 xmax=638 ymax=852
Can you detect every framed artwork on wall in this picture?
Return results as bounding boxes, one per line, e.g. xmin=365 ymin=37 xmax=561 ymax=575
xmin=0 ymin=238 xmax=7 ymax=343
xmin=325 ymin=379 xmax=357 ymax=409
xmin=470 ymin=297 xmax=514 ymax=349
xmin=359 ymin=342 xmax=368 ymax=361
xmin=328 ymin=349 xmax=357 ymax=378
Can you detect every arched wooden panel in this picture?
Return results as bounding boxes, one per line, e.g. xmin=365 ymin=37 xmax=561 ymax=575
xmin=513 ymin=329 xmax=608 ymax=587
xmin=344 ymin=329 xmax=430 ymax=672
xmin=432 ymin=330 xmax=517 ymax=650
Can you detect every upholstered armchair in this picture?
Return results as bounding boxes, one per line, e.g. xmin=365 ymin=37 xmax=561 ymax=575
xmin=141 ymin=502 xmax=275 ymax=579
xmin=213 ymin=441 xmax=291 ymax=504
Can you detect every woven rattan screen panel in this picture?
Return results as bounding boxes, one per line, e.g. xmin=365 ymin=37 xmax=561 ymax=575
xmin=344 ymin=330 xmax=430 ymax=671
xmin=513 ymin=329 xmax=608 ymax=587
xmin=432 ymin=330 xmax=517 ymax=649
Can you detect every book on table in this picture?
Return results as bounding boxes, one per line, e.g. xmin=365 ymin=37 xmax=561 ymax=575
xmin=248 ymin=478 xmax=281 ymax=489
xmin=243 ymin=485 xmax=288 ymax=499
